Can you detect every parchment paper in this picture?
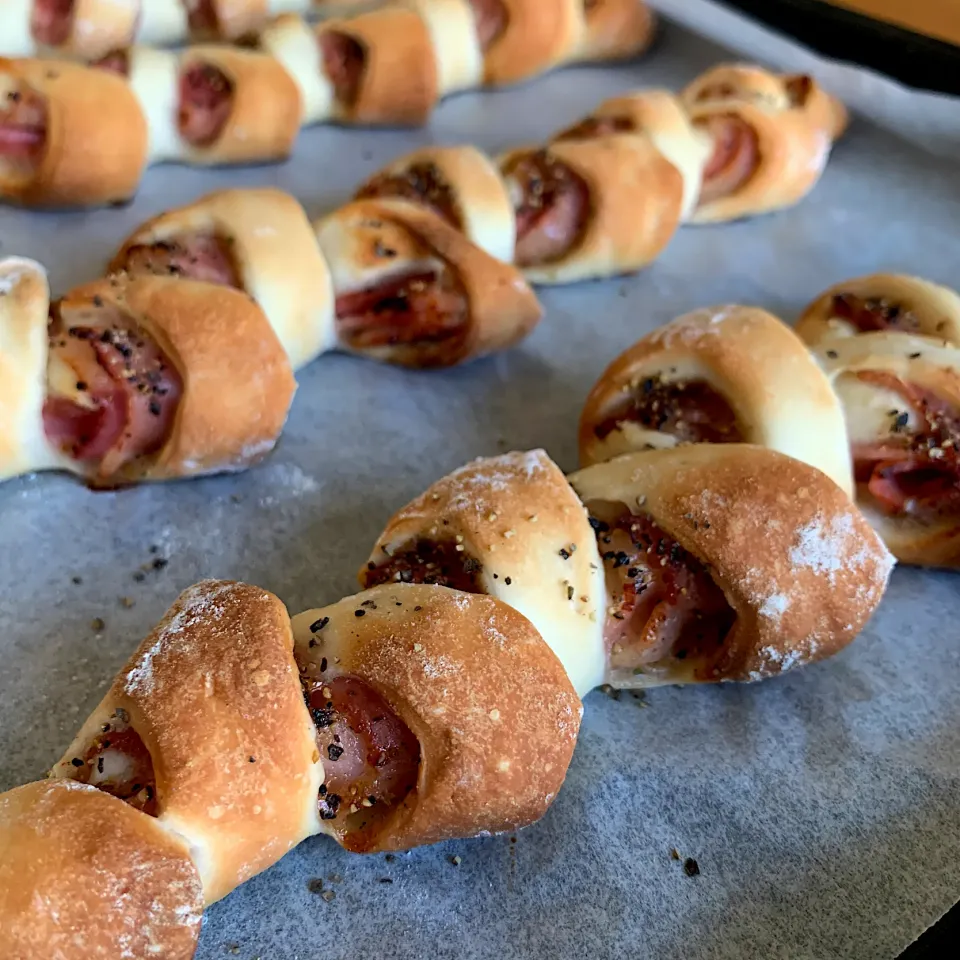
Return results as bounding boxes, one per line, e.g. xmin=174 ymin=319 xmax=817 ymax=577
xmin=1 ymin=19 xmax=958 ymax=960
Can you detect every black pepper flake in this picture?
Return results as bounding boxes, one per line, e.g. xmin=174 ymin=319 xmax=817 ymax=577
xmin=133 ymin=571 xmax=146 ymax=583
xmin=588 ymin=517 xmax=609 ymax=534
xmin=152 ymin=557 xmax=168 ymax=570
xmin=893 ymin=411 xmax=910 ymax=431
xmin=909 ymin=352 xmax=922 ymax=359
xmin=72 ymin=576 xmax=82 ymax=585
xmin=312 ymin=708 xmax=335 ymax=728
xmin=71 ymin=757 xmax=84 ymax=768
xmin=567 ymin=585 xmax=574 ymax=601
xmin=379 ymin=877 xmax=394 ymax=884
xmin=149 ymin=400 xmax=162 ymax=416
xmin=414 ymin=605 xmax=422 ymax=612
xmin=248 ymin=756 xmax=256 ymax=763
xmin=361 ymin=599 xmax=377 ymax=608
xmin=320 ymin=657 xmax=328 ymax=672
xmin=319 ymin=793 xmax=342 ymax=820
xmin=683 ymin=858 xmax=700 ymax=877
xmin=504 ymin=577 xmax=512 ymax=585
xmin=310 ymin=617 xmax=330 ymax=633
xmin=100 ymin=723 xmax=111 ymax=733
xmin=355 ymin=609 xmax=366 ymax=618
xmin=308 ymin=639 xmax=317 ymax=648
xmin=559 ymin=547 xmax=571 ymax=560
xmin=307 ymin=878 xmax=325 ymax=895
xmin=97 ymin=757 xmax=104 ymax=774
xmin=826 ymin=350 xmax=838 ymax=359
xmin=327 ymin=743 xmax=345 ymax=761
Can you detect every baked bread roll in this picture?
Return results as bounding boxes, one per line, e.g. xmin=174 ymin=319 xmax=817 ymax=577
xmin=29 ymin=0 xmax=139 ymax=59
xmin=687 ymin=99 xmax=831 ymax=224
xmin=499 ymin=136 xmax=683 ymax=284
xmin=796 ymin=274 xmax=960 ymax=348
xmin=355 ymin=144 xmax=516 ymax=263
xmin=43 ymin=273 xmax=296 ymax=487
xmin=553 ymin=88 xmax=712 ymax=221
xmin=0 ymin=58 xmax=148 ymax=207
xmin=0 ymin=779 xmax=202 ymax=960
xmin=174 ymin=44 xmax=302 ymax=164
xmin=359 ymin=449 xmax=607 ymax=696
xmin=258 ymin=12 xmax=335 ymax=126
xmin=568 ymin=445 xmax=894 ymax=688
xmin=578 ymin=305 xmax=854 ymax=495
xmin=314 ymin=197 xmax=542 ymax=367
xmin=290 ymin=582 xmax=581 ymax=852
xmin=403 ymin=0 xmax=484 ymax=95
xmin=682 ymin=62 xmax=848 ymax=141
xmin=51 ymin=580 xmax=324 ymax=905
xmin=473 ymin=0 xmax=583 ymax=86
xmin=316 ymin=6 xmax=439 ymax=125
xmin=815 ymin=332 xmax=960 ymax=568
xmin=568 ymin=0 xmax=656 ymax=64
xmin=90 ymin=46 xmax=183 ymax=163
xmin=109 ymin=187 xmax=336 ymax=370
xmin=0 ymin=257 xmax=67 ymax=480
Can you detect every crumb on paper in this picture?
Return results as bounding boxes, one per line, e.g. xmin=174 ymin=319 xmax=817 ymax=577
xmin=90 ymin=617 xmax=105 ymax=632
xmin=120 ymin=597 xmax=135 ymax=608
xmin=683 ymin=858 xmax=700 ymax=877
xmin=321 ymin=889 xmax=336 ymax=902
xmin=449 ymin=854 xmax=461 ymax=866
xmin=307 ymin=878 xmax=324 ymax=895
xmin=670 ymin=848 xmax=680 ymax=861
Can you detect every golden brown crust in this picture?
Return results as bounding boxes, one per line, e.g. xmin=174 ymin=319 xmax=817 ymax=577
xmin=57 ymin=275 xmax=296 ymax=482
xmin=578 ymin=305 xmax=854 ymax=495
xmin=500 ymin=136 xmax=684 ymax=284
xmin=569 ymin=445 xmax=894 ymax=685
xmin=319 ymin=8 xmax=439 ymax=125
xmin=51 ymin=580 xmax=323 ymax=905
xmin=108 ymin=187 xmax=335 ymax=370
xmin=45 ymin=0 xmax=140 ymax=59
xmin=0 ymin=779 xmax=202 ymax=959
xmin=0 ymin=58 xmax=148 ymax=207
xmin=552 ymin=89 xmax=711 ymax=221
xmin=292 ymin=584 xmax=581 ymax=852
xmin=570 ymin=0 xmax=656 ymax=63
xmin=361 ymin=449 xmax=607 ymax=696
xmin=687 ymin=100 xmax=831 ymax=224
xmin=315 ymin=198 xmax=542 ymax=367
xmin=483 ymin=0 xmax=583 ymax=85
xmin=815 ymin=332 xmax=960 ymax=568
xmin=354 ymin=145 xmax=517 ymax=264
xmin=796 ymin=274 xmax=960 ymax=348
xmin=681 ymin=62 xmax=848 ymax=140
xmin=178 ymin=45 xmax=301 ymax=164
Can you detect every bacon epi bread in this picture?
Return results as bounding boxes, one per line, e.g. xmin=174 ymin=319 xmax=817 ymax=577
xmin=0 ymin=1 xmax=655 ymax=207
xmin=815 ymin=331 xmax=960 ymax=568
xmin=0 ymin=257 xmax=298 ymax=488
xmin=795 ymin=273 xmax=960 ymax=348
xmin=0 ymin=431 xmax=894 ymax=954
xmin=577 ymin=305 xmax=855 ymax=495
xmin=0 ymin=573 xmax=582 ymax=955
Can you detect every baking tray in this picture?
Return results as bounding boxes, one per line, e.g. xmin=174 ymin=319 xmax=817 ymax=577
xmin=1 ymin=19 xmax=958 ymax=960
